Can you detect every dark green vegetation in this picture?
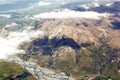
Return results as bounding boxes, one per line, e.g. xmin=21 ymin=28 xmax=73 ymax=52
xmin=23 ymin=36 xmax=120 ymax=80
xmin=0 ymin=61 xmax=35 ymax=80
xmin=93 ymin=75 xmax=116 ymax=80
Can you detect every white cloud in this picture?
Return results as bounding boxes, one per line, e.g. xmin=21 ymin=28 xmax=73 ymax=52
xmin=0 ymin=30 xmax=44 ymax=59
xmin=33 ymin=9 xmax=110 ymax=19
xmin=0 ymin=0 xmax=23 ymax=4
xmin=0 ymin=14 xmax=11 ymax=18
xmin=26 ymin=1 xmax=53 ymax=10
xmin=105 ymin=2 xmax=113 ymax=6
xmin=37 ymin=1 xmax=52 ymax=7
xmin=5 ymin=23 xmax=18 ymax=28
xmin=92 ymin=0 xmax=100 ymax=7
xmin=79 ymin=4 xmax=90 ymax=9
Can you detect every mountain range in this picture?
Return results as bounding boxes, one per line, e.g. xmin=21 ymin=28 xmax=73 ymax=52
xmin=0 ymin=0 xmax=120 ymax=80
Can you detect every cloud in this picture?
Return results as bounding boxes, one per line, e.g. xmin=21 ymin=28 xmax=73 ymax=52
xmin=0 ymin=14 xmax=11 ymax=18
xmin=5 ymin=23 xmax=18 ymax=28
xmin=79 ymin=4 xmax=90 ymax=9
xmin=105 ymin=2 xmax=113 ymax=6
xmin=0 ymin=0 xmax=23 ymax=4
xmin=33 ymin=9 xmax=110 ymax=19
xmin=28 ymin=1 xmax=53 ymax=10
xmin=37 ymin=1 xmax=52 ymax=7
xmin=0 ymin=30 xmax=44 ymax=59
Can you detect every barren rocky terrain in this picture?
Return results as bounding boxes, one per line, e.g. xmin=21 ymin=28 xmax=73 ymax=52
xmin=22 ymin=8 xmax=120 ymax=79
xmin=0 ymin=1 xmax=120 ymax=80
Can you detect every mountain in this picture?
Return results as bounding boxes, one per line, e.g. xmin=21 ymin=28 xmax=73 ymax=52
xmin=0 ymin=61 xmax=35 ymax=80
xmin=22 ymin=13 xmax=120 ymax=80
xmin=0 ymin=0 xmax=120 ymax=80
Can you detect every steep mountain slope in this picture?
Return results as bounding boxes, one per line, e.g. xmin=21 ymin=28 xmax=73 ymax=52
xmin=22 ymin=13 xmax=120 ymax=79
xmin=0 ymin=61 xmax=35 ymax=80
xmin=0 ymin=0 xmax=120 ymax=80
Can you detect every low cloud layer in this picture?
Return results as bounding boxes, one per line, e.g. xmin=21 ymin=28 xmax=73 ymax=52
xmin=0 ymin=14 xmax=11 ymax=18
xmin=33 ymin=9 xmax=110 ymax=19
xmin=24 ymin=1 xmax=53 ymax=11
xmin=37 ymin=1 xmax=52 ymax=7
xmin=0 ymin=30 xmax=44 ymax=59
xmin=0 ymin=0 xmax=23 ymax=4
